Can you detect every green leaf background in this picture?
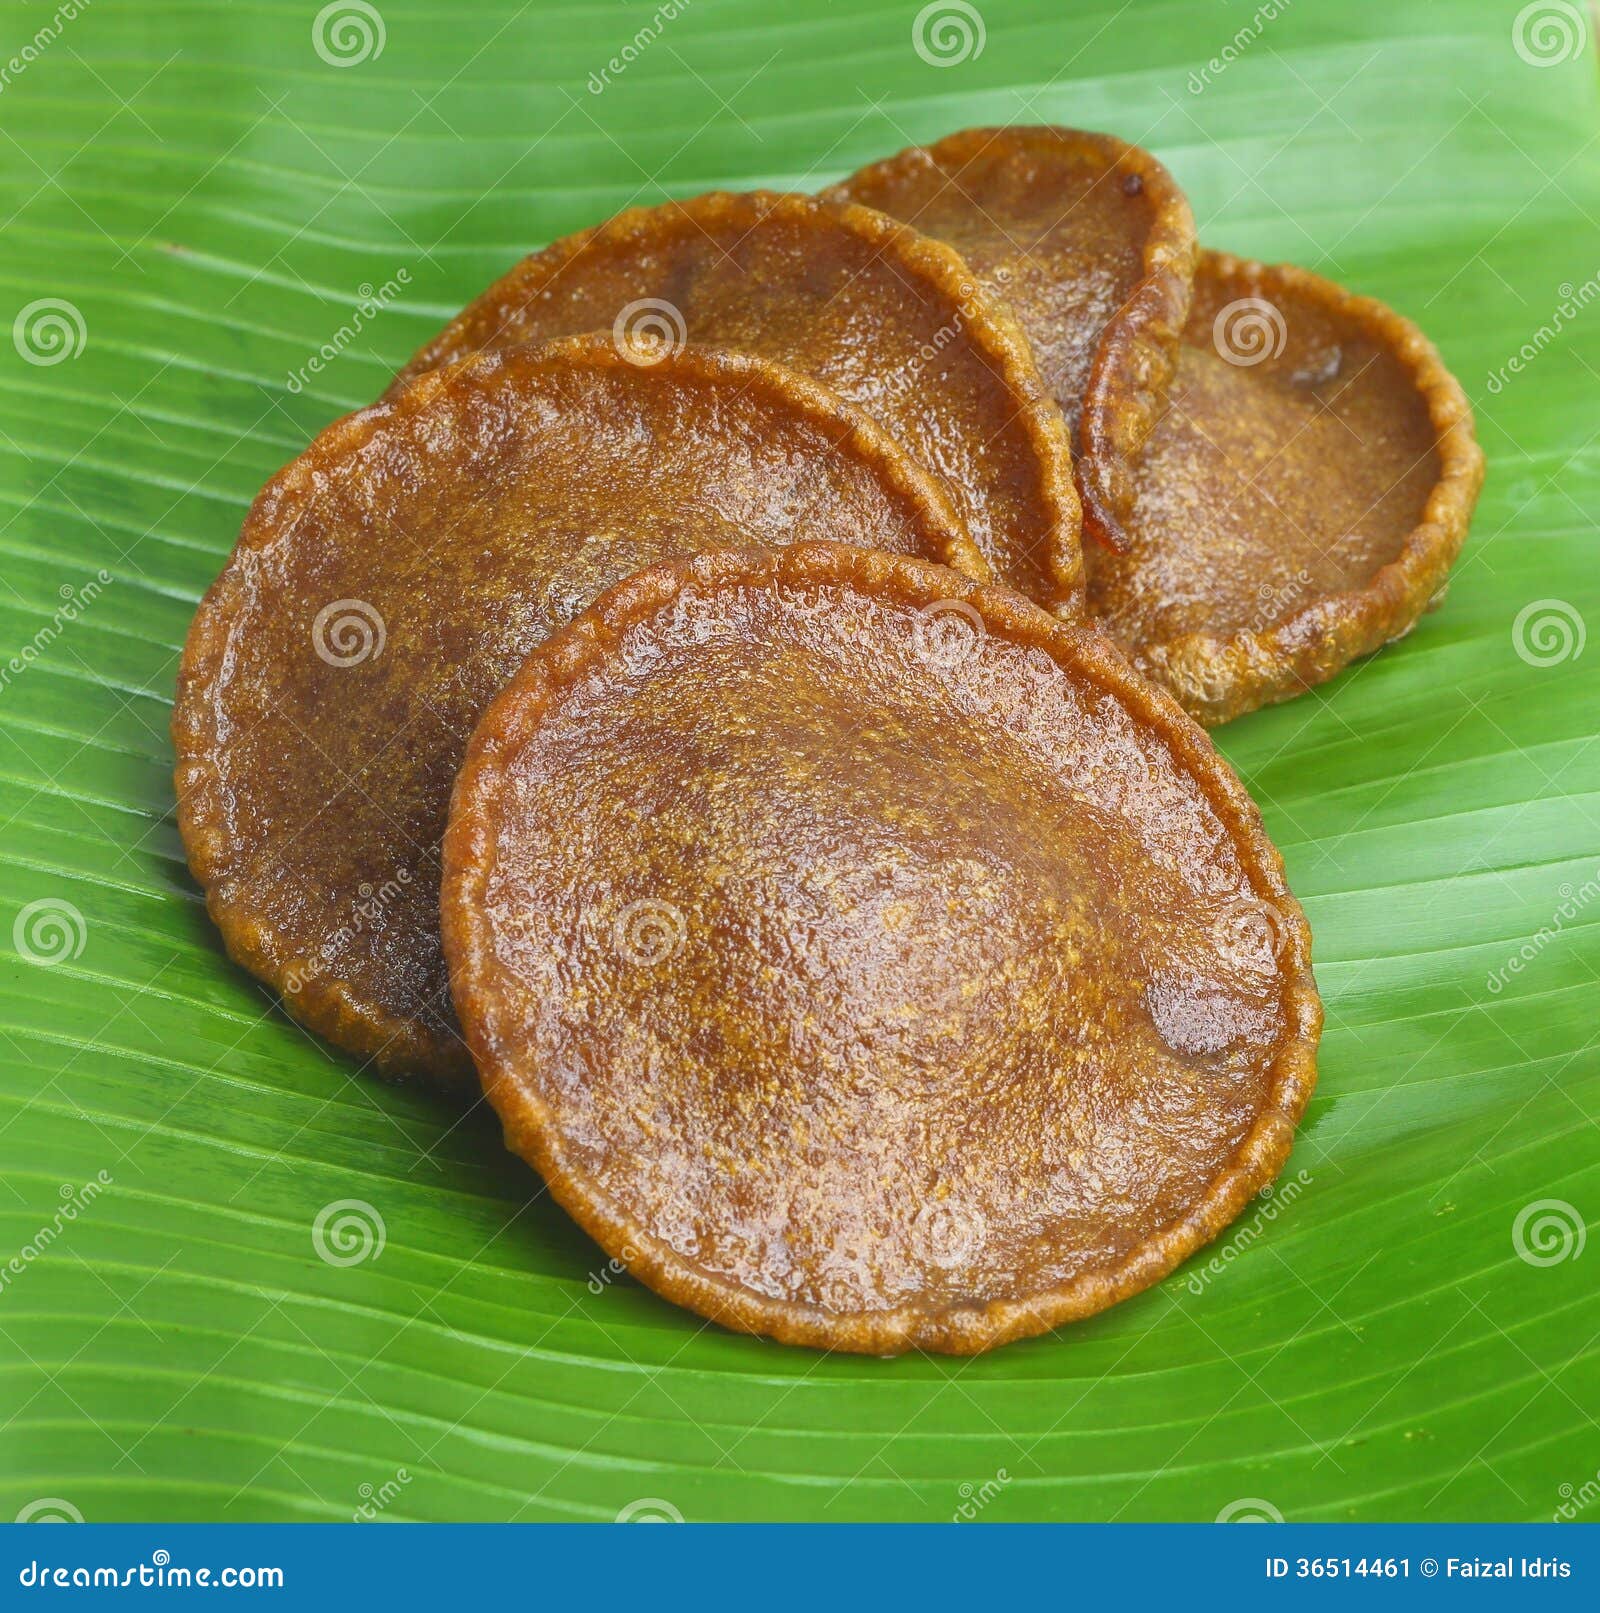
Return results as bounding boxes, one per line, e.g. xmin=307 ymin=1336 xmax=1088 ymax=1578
xmin=1 ymin=0 xmax=1596 ymax=1523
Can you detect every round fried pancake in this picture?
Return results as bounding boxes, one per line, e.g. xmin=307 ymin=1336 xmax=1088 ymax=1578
xmin=174 ymin=338 xmax=982 ymax=1083
xmin=1087 ymin=252 xmax=1485 ymax=725
xmin=827 ymin=126 xmax=1197 ymax=556
xmin=443 ymin=542 xmax=1322 ymax=1354
xmin=389 ymin=190 xmax=1083 ymax=611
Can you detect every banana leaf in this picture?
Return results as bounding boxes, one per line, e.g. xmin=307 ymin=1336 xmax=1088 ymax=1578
xmin=0 ymin=0 xmax=1596 ymax=1523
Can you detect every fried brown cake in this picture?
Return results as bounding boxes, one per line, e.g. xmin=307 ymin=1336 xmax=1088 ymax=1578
xmin=443 ymin=543 xmax=1322 ymax=1353
xmin=174 ymin=338 xmax=982 ymax=1082
xmin=389 ymin=190 xmax=1083 ymax=611
xmin=827 ymin=126 xmax=1197 ymax=557
xmin=1088 ymin=252 xmax=1485 ymax=724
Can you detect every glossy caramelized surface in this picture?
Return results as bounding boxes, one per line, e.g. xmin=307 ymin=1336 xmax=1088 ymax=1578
xmin=391 ymin=190 xmax=1083 ymax=610
xmin=444 ymin=544 xmax=1321 ymax=1353
xmin=173 ymin=340 xmax=980 ymax=1081
xmin=829 ymin=127 xmax=1197 ymax=553
xmin=1087 ymin=253 xmax=1484 ymax=723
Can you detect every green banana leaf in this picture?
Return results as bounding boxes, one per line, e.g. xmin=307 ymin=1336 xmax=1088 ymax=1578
xmin=1 ymin=0 xmax=1596 ymax=1524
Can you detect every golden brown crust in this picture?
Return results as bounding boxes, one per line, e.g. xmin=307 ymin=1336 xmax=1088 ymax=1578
xmin=173 ymin=337 xmax=985 ymax=1085
xmin=826 ymin=126 xmax=1198 ymax=561
xmin=443 ymin=541 xmax=1322 ymax=1353
xmin=390 ymin=189 xmax=1085 ymax=613
xmin=1110 ymin=252 xmax=1485 ymax=726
